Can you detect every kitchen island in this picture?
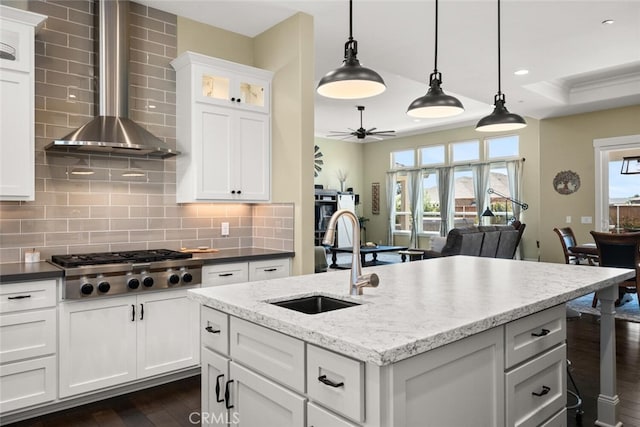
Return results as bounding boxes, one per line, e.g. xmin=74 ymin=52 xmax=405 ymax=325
xmin=188 ymin=256 xmax=632 ymax=427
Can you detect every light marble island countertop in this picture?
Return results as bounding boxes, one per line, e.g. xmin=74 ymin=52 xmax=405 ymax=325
xmin=188 ymin=256 xmax=633 ymax=366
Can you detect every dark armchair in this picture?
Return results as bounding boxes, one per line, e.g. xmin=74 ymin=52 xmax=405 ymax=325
xmin=590 ymin=230 xmax=639 ymax=309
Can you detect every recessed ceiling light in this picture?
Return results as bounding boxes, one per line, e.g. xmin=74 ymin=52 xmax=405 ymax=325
xmin=514 ymin=69 xmax=529 ymax=76
xmin=413 ymin=119 xmax=421 ymax=123
xmin=602 ymin=19 xmax=614 ymax=25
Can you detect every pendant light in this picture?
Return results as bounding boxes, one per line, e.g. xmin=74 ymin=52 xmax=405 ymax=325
xmin=317 ymin=0 xmax=386 ymax=99
xmin=476 ymin=0 xmax=527 ymax=132
xmin=407 ymin=0 xmax=464 ymax=118
xmin=620 ymin=156 xmax=640 ymax=174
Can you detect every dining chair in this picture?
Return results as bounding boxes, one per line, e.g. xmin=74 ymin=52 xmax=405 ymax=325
xmin=589 ymin=230 xmax=640 ymax=310
xmin=553 ymin=227 xmax=598 ymax=265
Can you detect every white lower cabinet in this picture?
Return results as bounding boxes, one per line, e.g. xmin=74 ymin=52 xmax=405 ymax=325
xmin=230 ymin=361 xmax=305 ymax=427
xmin=202 ymin=258 xmax=291 ymax=288
xmin=59 ymin=289 xmax=199 ymax=398
xmin=200 ymin=304 xmax=568 ymax=427
xmin=0 ymin=279 xmax=58 ymax=413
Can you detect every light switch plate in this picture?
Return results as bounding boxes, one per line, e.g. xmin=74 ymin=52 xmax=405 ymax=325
xmin=221 ymin=222 xmax=230 ymax=236
xmin=581 ymin=216 xmax=592 ymax=224
xmin=566 ymin=216 xmax=571 ymax=223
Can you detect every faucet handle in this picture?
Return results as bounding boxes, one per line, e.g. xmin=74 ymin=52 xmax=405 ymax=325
xmin=355 ymin=273 xmax=379 ymax=295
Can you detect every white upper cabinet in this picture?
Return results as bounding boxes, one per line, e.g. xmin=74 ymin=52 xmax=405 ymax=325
xmin=0 ymin=6 xmax=46 ymax=201
xmin=172 ymin=52 xmax=273 ymax=203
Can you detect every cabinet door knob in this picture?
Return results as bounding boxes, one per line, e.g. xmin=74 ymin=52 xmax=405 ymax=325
xmin=318 ymin=375 xmax=344 ymax=388
xmin=224 ymin=379 xmax=234 ymax=409
xmin=531 ymin=328 xmax=550 ymax=337
xmin=231 ymin=97 xmax=236 ymax=101
xmin=532 ymin=385 xmax=550 ymax=397
xmin=215 ymin=374 xmax=224 ymax=403
xmin=231 ymin=190 xmax=236 ymax=194
xmin=236 ymin=98 xmax=241 ymax=103
xmin=237 ymin=190 xmax=241 ymax=194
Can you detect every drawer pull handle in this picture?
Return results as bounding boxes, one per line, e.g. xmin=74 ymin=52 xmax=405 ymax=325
xmin=531 ymin=328 xmax=550 ymax=337
xmin=218 ymin=273 xmax=233 ymax=277
xmin=264 ymin=268 xmax=277 ymax=272
xmin=205 ymin=325 xmax=221 ymax=334
xmin=318 ymin=375 xmax=344 ymax=388
xmin=532 ymin=385 xmax=551 ymax=397
xmin=225 ymin=380 xmax=234 ymax=409
xmin=215 ymin=374 xmax=224 ymax=403
xmin=7 ymin=295 xmax=31 ymax=300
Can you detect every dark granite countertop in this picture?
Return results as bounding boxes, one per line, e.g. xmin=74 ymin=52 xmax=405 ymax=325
xmin=0 ymin=249 xmax=294 ymax=283
xmin=192 ymin=248 xmax=294 ymax=265
xmin=0 ymin=261 xmax=64 ymax=283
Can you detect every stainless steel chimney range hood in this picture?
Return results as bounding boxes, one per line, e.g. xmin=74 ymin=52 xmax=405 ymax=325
xmin=45 ymin=0 xmax=178 ymax=159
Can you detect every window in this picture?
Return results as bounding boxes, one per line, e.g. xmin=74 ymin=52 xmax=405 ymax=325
xmin=453 ymin=168 xmax=476 ymax=227
xmin=421 ymin=172 xmax=440 ymax=233
xmin=451 ymin=140 xmax=479 ymax=163
xmin=420 ymin=145 xmax=445 ymax=166
xmin=394 ymin=175 xmax=411 ymax=232
xmin=391 ymin=150 xmax=415 ymax=169
xmin=487 ymin=165 xmax=511 ymax=224
xmin=487 ymin=135 xmax=519 ymax=159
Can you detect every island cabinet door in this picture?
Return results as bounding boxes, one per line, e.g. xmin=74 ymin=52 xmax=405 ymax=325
xmin=201 ymin=347 xmax=230 ymax=426
xmin=390 ymin=326 xmax=505 ymax=427
xmin=229 ymin=361 xmax=305 ymax=427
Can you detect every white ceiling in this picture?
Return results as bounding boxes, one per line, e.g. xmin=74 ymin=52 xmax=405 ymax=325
xmin=138 ymin=0 xmax=640 ymax=141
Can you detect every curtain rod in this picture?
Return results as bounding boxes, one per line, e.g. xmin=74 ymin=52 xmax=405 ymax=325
xmin=387 ymin=157 xmax=525 ymax=174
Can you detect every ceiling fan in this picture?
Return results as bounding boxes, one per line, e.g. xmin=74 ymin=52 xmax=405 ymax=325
xmin=328 ymin=105 xmax=396 ymax=141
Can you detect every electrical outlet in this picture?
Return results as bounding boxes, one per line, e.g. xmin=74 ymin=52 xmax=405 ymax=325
xmin=566 ymin=216 xmax=571 ymax=223
xmin=221 ymin=222 xmax=230 ymax=236
xmin=581 ymin=216 xmax=592 ymax=224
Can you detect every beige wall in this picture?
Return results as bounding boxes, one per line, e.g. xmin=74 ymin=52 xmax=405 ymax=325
xmin=539 ymin=105 xmax=640 ymax=263
xmin=314 ymin=137 xmax=364 ymax=197
xmin=254 ymin=13 xmax=315 ymax=275
xmin=176 ymin=16 xmax=253 ymax=65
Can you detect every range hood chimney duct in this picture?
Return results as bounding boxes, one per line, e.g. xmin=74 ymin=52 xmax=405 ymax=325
xmin=45 ymin=0 xmax=179 ymax=158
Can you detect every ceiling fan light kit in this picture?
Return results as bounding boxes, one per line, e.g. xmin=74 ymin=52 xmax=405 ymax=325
xmin=476 ymin=0 xmax=527 ymax=132
xmin=317 ymin=0 xmax=386 ymax=99
xmin=407 ymin=0 xmax=464 ymax=119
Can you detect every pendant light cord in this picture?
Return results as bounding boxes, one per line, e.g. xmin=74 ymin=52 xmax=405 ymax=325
xmin=497 ymin=0 xmax=502 ymax=96
xmin=349 ymin=0 xmax=353 ymax=41
xmin=433 ymin=0 xmax=438 ymax=72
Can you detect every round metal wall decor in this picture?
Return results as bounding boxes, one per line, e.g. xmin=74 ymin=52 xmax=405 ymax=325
xmin=553 ymin=170 xmax=581 ymax=195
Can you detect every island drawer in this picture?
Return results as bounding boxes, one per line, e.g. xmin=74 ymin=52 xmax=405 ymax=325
xmin=201 ymin=263 xmax=249 ymax=287
xmin=0 ymin=308 xmax=56 ymax=364
xmin=307 ymin=344 xmax=364 ymax=423
xmin=201 ymin=306 xmax=229 ymax=355
xmin=0 ymin=280 xmax=56 ymax=313
xmin=505 ymin=344 xmax=566 ymax=427
xmin=539 ymin=408 xmax=567 ymax=427
xmin=229 ymin=316 xmax=304 ymax=393
xmin=0 ymin=355 xmax=56 ymax=413
xmin=505 ymin=304 xmax=566 ymax=368
xmin=307 ymin=402 xmax=359 ymax=427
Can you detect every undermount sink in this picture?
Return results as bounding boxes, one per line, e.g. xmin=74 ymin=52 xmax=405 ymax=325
xmin=270 ymin=295 xmax=360 ymax=315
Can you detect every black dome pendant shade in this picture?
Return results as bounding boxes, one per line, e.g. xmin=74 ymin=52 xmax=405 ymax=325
xmin=476 ymin=0 xmax=526 ymax=132
xmin=407 ymin=0 xmax=464 ymax=118
xmin=317 ymin=0 xmax=386 ymax=99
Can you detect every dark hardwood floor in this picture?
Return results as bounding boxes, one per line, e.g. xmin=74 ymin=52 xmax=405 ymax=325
xmin=5 ymin=316 xmax=639 ymax=427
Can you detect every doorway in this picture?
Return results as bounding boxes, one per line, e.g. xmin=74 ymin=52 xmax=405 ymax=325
xmin=594 ymin=134 xmax=640 ymax=231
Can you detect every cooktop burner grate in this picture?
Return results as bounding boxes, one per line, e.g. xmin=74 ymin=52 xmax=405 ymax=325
xmin=51 ymin=249 xmax=192 ymax=268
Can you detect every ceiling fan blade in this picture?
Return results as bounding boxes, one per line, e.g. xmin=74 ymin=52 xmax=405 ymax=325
xmin=367 ymin=127 xmax=377 ymax=132
xmin=369 ymin=136 xmax=384 ymax=141
xmin=315 ymin=159 xmax=324 ymax=165
xmin=370 ymin=130 xmax=395 ymax=134
xmin=315 ymin=152 xmax=323 ymax=158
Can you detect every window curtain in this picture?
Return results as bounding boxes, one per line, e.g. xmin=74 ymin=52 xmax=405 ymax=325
xmin=407 ymin=170 xmax=422 ymax=248
xmin=471 ymin=163 xmax=491 ymax=222
xmin=506 ymin=160 xmax=524 ymax=221
xmin=385 ymin=172 xmax=397 ymax=245
xmin=437 ymin=167 xmax=454 ymax=236
xmin=506 ymin=159 xmax=524 ymax=258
